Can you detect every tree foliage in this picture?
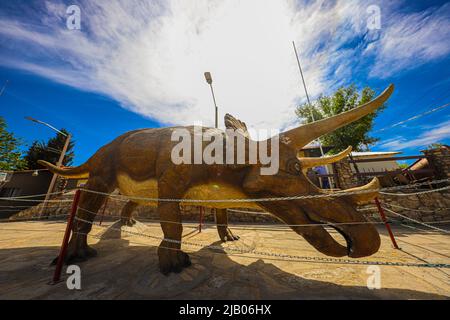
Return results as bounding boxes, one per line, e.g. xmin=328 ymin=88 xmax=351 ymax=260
xmin=296 ymin=84 xmax=387 ymax=154
xmin=24 ymin=129 xmax=74 ymax=169
xmin=0 ymin=117 xmax=27 ymax=170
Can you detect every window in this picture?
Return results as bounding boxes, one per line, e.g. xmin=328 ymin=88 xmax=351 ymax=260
xmin=0 ymin=188 xmax=21 ymax=197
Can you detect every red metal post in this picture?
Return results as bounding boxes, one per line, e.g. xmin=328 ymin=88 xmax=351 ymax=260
xmin=98 ymin=197 xmax=109 ymax=226
xmin=198 ymin=206 xmax=204 ymax=233
xmin=52 ymin=189 xmax=81 ymax=284
xmin=374 ymin=197 xmax=400 ymax=249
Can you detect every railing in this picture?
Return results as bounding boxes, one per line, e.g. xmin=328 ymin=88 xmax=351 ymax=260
xmin=349 ymin=155 xmax=436 ymax=186
xmin=312 ymin=155 xmax=437 ymax=189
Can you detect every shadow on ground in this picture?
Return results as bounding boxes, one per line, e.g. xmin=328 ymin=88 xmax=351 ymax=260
xmin=0 ymin=232 xmax=448 ymax=300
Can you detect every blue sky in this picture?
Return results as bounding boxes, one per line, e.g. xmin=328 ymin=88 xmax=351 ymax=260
xmin=0 ymin=0 xmax=449 ymax=165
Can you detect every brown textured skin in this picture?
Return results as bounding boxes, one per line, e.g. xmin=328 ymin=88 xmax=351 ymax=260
xmin=43 ymin=124 xmax=381 ymax=275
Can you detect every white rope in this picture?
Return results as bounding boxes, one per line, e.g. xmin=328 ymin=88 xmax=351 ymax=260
xmin=226 ymin=208 xmax=271 ymax=215
xmin=73 ymin=216 xmax=450 ymax=269
xmin=77 ymin=178 xmax=450 ymax=203
xmin=0 ymin=189 xmax=74 ymax=201
xmin=380 ymin=185 xmax=450 ymax=196
xmin=0 ymin=198 xmax=73 ymax=203
xmin=383 ymin=202 xmax=450 ymax=213
xmin=0 ymin=214 xmax=69 ymax=223
xmin=382 ymin=207 xmax=450 ymax=234
xmin=77 ymin=206 xmax=390 ymax=228
xmin=357 ymin=206 xmax=377 ymax=211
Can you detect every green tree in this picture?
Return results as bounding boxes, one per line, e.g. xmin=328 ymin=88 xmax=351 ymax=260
xmin=0 ymin=117 xmax=27 ymax=170
xmin=296 ymin=84 xmax=387 ymax=154
xmin=24 ymin=129 xmax=74 ymax=169
xmin=427 ymin=143 xmax=443 ymax=150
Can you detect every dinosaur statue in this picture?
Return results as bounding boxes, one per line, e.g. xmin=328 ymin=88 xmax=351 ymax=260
xmin=39 ymin=84 xmax=394 ymax=275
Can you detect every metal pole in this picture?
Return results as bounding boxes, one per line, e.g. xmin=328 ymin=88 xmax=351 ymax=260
xmin=198 ymin=206 xmax=204 ymax=233
xmin=204 ymin=72 xmax=218 ymax=129
xmin=374 ymin=197 xmax=400 ymax=249
xmin=40 ymin=134 xmax=72 ymax=218
xmin=51 ymin=189 xmax=80 ymax=284
xmin=209 ymin=84 xmax=218 ymax=129
xmin=293 ymin=41 xmax=331 ymax=187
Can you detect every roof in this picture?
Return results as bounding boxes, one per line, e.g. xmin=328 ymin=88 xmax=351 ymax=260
xmin=350 ymin=151 xmax=401 ymax=158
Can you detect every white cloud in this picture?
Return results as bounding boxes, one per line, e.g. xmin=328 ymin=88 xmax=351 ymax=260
xmin=377 ymin=119 xmax=450 ymax=150
xmin=369 ymin=2 xmax=450 ymax=78
xmin=0 ymin=0 xmax=449 ymax=133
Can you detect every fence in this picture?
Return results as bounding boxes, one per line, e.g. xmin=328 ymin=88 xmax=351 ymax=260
xmin=313 ymin=146 xmax=450 ymax=190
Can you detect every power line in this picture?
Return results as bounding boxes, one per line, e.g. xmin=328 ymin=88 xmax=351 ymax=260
xmin=0 ymin=80 xmax=9 ymax=97
xmin=375 ymin=102 xmax=450 ymax=133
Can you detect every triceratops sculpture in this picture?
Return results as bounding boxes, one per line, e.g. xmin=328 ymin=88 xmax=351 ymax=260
xmin=39 ymin=84 xmax=394 ymax=275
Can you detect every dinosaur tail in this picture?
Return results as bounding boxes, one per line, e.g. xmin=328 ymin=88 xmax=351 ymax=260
xmin=37 ymin=160 xmax=90 ymax=179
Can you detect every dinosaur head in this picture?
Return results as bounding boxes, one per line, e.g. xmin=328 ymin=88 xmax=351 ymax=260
xmin=242 ymin=84 xmax=394 ymax=258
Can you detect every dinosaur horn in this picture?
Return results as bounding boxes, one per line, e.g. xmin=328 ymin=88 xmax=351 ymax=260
xmin=345 ymin=177 xmax=380 ymax=204
xmin=281 ymin=84 xmax=394 ymax=149
xmin=298 ymin=146 xmax=352 ymax=169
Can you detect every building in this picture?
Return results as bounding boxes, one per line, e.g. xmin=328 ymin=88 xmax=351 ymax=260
xmin=347 ymin=151 xmax=401 ymax=173
xmin=300 ymin=144 xmax=402 ymax=188
xmin=0 ymin=169 xmax=78 ymax=218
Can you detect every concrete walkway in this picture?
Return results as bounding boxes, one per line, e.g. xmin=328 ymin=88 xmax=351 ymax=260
xmin=0 ymin=220 xmax=448 ymax=299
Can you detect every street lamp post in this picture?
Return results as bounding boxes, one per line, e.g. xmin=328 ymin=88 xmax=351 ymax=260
xmin=204 ymin=72 xmax=218 ymax=128
xmin=25 ymin=117 xmax=72 ymax=218
xmin=203 ymin=72 xmax=220 ymax=231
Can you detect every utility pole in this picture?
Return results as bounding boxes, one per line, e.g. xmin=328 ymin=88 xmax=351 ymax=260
xmin=292 ymin=41 xmax=331 ymax=188
xmin=25 ymin=117 xmax=71 ymax=218
xmin=40 ymin=134 xmax=71 ymax=218
xmin=204 ymin=72 xmax=218 ymax=128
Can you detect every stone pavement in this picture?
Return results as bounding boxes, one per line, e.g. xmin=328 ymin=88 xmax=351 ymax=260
xmin=0 ymin=220 xmax=448 ymax=299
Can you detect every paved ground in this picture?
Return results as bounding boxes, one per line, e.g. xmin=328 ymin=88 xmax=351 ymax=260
xmin=0 ymin=220 xmax=449 ymax=299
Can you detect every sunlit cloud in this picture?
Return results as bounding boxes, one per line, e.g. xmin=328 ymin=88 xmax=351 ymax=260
xmin=0 ymin=0 xmax=449 ymax=132
xmin=378 ymin=119 xmax=450 ymax=150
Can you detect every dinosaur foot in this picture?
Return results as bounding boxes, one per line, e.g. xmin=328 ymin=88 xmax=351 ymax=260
xmin=158 ymin=249 xmax=191 ymax=276
xmin=219 ymin=227 xmax=240 ymax=242
xmin=51 ymin=244 xmax=97 ymax=265
xmin=120 ymin=217 xmax=137 ymax=227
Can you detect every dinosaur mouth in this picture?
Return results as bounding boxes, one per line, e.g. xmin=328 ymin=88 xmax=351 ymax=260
xmin=299 ymin=210 xmax=380 ymax=258
xmin=260 ymin=199 xmax=380 ymax=258
xmin=327 ymin=224 xmax=353 ymax=256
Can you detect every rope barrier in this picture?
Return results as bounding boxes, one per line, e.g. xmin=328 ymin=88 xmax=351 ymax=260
xmin=382 ymin=207 xmax=450 ymax=234
xmin=0 ymin=178 xmax=447 ymax=205
xmin=383 ymin=202 xmax=450 ymax=213
xmin=76 ymin=205 xmax=390 ymax=228
xmin=380 ymin=185 xmax=450 ymax=196
xmin=76 ymin=178 xmax=450 ymax=204
xmin=0 ymin=189 xmax=74 ymax=201
xmin=72 ymin=216 xmax=450 ymax=269
xmin=0 ymin=198 xmax=73 ymax=203
xmin=0 ymin=214 xmax=69 ymax=223
xmin=227 ymin=208 xmax=271 ymax=215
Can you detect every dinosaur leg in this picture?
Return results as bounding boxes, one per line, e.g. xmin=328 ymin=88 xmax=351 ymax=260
xmin=216 ymin=209 xmax=240 ymax=242
xmin=52 ymin=176 xmax=112 ymax=265
xmin=157 ymin=202 xmax=191 ymax=275
xmin=120 ymin=201 xmax=138 ymax=226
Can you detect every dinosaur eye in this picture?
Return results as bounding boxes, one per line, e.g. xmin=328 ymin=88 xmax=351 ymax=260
xmin=286 ymin=159 xmax=301 ymax=174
